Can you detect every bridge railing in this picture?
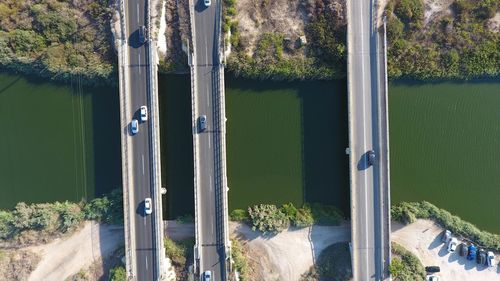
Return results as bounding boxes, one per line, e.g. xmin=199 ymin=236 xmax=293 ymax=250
xmin=117 ymin=0 xmax=135 ymax=279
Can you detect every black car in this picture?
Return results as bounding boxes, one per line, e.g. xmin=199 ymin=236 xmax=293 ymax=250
xmin=138 ymin=26 xmax=147 ymax=44
xmin=425 ymin=266 xmax=440 ymax=273
xmin=367 ymin=150 xmax=376 ymax=166
xmin=477 ymin=249 xmax=486 ymax=265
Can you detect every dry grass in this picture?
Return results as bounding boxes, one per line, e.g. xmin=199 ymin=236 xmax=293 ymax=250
xmin=0 ymin=249 xmax=41 ymax=281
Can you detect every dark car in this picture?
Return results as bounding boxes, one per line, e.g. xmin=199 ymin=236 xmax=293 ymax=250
xmin=367 ymin=150 xmax=376 ymax=166
xmin=477 ymin=249 xmax=487 ymax=265
xmin=459 ymin=243 xmax=468 ymax=257
xmin=138 ymin=26 xmax=147 ymax=44
xmin=199 ymin=115 xmax=207 ymax=131
xmin=467 ymin=245 xmax=477 ymax=261
xmin=425 ymin=266 xmax=440 ymax=273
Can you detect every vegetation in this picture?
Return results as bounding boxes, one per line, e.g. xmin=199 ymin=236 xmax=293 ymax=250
xmin=226 ymin=0 xmax=346 ymax=80
xmin=164 ymin=237 xmax=195 ymax=280
xmin=392 ymin=201 xmax=500 ymax=251
xmin=108 ymin=266 xmax=126 ymax=281
xmin=0 ymin=0 xmax=115 ymax=85
xmin=389 ymin=242 xmax=426 ymax=281
xmin=300 ymin=242 xmax=352 ymax=281
xmin=0 ymin=249 xmax=41 ymax=281
xmin=386 ymin=0 xmax=500 ymax=80
xmin=245 ymin=203 xmax=343 ymax=234
xmin=0 ymin=189 xmax=123 ymax=244
xmin=230 ymin=239 xmax=249 ymax=281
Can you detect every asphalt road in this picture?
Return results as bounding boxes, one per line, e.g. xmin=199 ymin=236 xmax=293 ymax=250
xmin=124 ymin=0 xmax=156 ymax=279
xmin=348 ymin=0 xmax=388 ymax=280
xmin=193 ymin=0 xmax=226 ymax=280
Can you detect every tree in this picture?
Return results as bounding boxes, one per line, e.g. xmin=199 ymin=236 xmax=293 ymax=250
xmin=109 ymin=266 xmax=126 ymax=281
xmin=389 ymin=258 xmax=405 ymax=279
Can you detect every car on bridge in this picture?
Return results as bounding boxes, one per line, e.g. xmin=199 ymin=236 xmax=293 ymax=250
xmin=203 ymin=271 xmax=211 ymax=281
xmin=144 ymin=198 xmax=152 ymax=215
xmin=199 ymin=115 xmax=207 ymax=131
xmin=138 ymin=26 xmax=146 ymax=44
xmin=130 ymin=119 xmax=139 ymax=135
xmin=367 ymin=150 xmax=376 ymax=166
xmin=140 ymin=106 xmax=148 ymax=122
xmin=204 ymin=0 xmax=211 ymax=7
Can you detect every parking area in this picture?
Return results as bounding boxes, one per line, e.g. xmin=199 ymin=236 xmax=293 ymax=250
xmin=392 ymin=219 xmax=500 ymax=281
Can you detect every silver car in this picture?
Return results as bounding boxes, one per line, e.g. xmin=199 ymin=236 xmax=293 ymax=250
xmin=130 ymin=119 xmax=139 ymax=135
xmin=203 ymin=271 xmax=211 ymax=281
xmin=140 ymin=106 xmax=148 ymax=122
xmin=199 ymin=115 xmax=207 ymax=131
xmin=204 ymin=0 xmax=211 ymax=6
xmin=144 ymin=198 xmax=152 ymax=215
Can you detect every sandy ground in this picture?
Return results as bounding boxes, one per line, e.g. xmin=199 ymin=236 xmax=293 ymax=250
xmin=392 ymin=219 xmax=500 ymax=281
xmin=489 ymin=12 xmax=500 ymax=32
xmin=230 ymin=221 xmax=351 ymax=281
xmin=424 ymin=0 xmax=454 ymax=25
xmin=27 ymin=222 xmax=124 ymax=281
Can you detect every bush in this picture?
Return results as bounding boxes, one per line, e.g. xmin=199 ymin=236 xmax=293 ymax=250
xmin=230 ymin=209 xmax=249 ymax=222
xmin=392 ymin=201 xmax=500 ymax=251
xmin=390 ymin=242 xmax=426 ymax=281
xmin=231 ymin=239 xmax=249 ymax=281
xmin=300 ymin=242 xmax=352 ymax=281
xmin=248 ymin=204 xmax=289 ymax=234
xmin=310 ymin=203 xmax=343 ymax=225
xmin=108 ymin=266 xmax=126 ymax=281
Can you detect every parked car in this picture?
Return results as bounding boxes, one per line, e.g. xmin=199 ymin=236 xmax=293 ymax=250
xmin=203 ymin=271 xmax=211 ymax=281
xmin=138 ymin=26 xmax=146 ymax=44
xmin=425 ymin=266 xmax=440 ymax=273
xmin=140 ymin=105 xmax=148 ymax=122
xmin=199 ymin=115 xmax=207 ymax=131
xmin=467 ymin=245 xmax=477 ymax=260
xmin=459 ymin=243 xmax=468 ymax=257
xmin=130 ymin=119 xmax=139 ymax=135
xmin=204 ymin=0 xmax=211 ymax=6
xmin=144 ymin=198 xmax=152 ymax=215
xmin=367 ymin=150 xmax=376 ymax=166
xmin=441 ymin=230 xmax=451 ymax=243
xmin=477 ymin=249 xmax=487 ymax=265
xmin=486 ymin=251 xmax=495 ymax=267
xmin=427 ymin=275 xmax=440 ymax=281
xmin=447 ymin=237 xmax=458 ymax=253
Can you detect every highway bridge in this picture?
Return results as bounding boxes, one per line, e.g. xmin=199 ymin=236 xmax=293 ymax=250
xmin=189 ymin=0 xmax=231 ymax=280
xmin=117 ymin=0 xmax=165 ymax=279
xmin=347 ymin=0 xmax=391 ymax=280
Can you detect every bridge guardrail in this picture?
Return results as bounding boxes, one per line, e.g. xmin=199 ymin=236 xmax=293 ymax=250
xmin=117 ymin=0 xmax=136 ymax=279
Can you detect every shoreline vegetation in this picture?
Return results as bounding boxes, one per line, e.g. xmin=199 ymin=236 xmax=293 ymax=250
xmin=0 ymin=189 xmax=123 ymax=247
xmin=0 ymin=0 xmax=116 ymax=87
xmin=392 ymin=201 xmax=500 ymax=252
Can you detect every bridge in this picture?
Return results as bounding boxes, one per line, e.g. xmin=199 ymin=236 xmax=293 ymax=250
xmin=117 ymin=0 xmax=166 ymax=280
xmin=188 ymin=0 xmax=231 ymax=280
xmin=347 ymin=0 xmax=391 ymax=280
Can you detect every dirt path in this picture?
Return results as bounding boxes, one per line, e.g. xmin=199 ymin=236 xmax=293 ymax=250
xmin=392 ymin=219 xmax=500 ymax=281
xmin=230 ymin=222 xmax=351 ymax=281
xmin=27 ymin=222 xmax=124 ymax=281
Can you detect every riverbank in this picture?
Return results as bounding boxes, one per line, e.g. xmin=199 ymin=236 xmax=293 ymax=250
xmin=0 ymin=0 xmax=116 ymax=86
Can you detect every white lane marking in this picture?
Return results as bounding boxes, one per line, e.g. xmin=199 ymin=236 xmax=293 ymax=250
xmin=138 ymin=54 xmax=141 ymax=74
xmin=145 ymin=256 xmax=148 ymax=270
xmin=209 ymin=175 xmax=212 ymax=191
xmin=206 ymin=85 xmax=210 ymax=107
xmin=208 ymin=133 xmax=211 ymax=148
xmin=211 ymin=221 xmax=214 ymax=235
xmin=142 ymin=154 xmax=145 ymax=175
xmin=137 ymin=3 xmax=139 ymax=23
xmin=205 ymin=36 xmax=209 ymax=65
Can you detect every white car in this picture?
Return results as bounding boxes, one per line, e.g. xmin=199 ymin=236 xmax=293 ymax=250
xmin=427 ymin=275 xmax=440 ymax=281
xmin=487 ymin=251 xmax=495 ymax=267
xmin=140 ymin=106 xmax=148 ymax=122
xmin=204 ymin=0 xmax=211 ymax=6
xmin=130 ymin=119 xmax=139 ymax=135
xmin=203 ymin=271 xmax=211 ymax=281
xmin=144 ymin=198 xmax=152 ymax=215
xmin=447 ymin=237 xmax=458 ymax=253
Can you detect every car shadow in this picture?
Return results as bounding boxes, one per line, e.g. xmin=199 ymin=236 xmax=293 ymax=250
xmin=136 ymin=200 xmax=146 ymax=218
xmin=356 ymin=152 xmax=370 ymax=171
xmin=438 ymin=244 xmax=449 ymax=257
xmin=428 ymin=232 xmax=444 ymax=250
xmin=194 ymin=0 xmax=209 ymax=12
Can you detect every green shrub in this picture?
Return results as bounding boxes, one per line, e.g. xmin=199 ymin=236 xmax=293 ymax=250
xmin=230 ymin=209 xmax=249 ymax=222
xmin=392 ymin=201 xmax=500 ymax=251
xmin=231 ymin=239 xmax=249 ymax=281
xmin=248 ymin=204 xmax=289 ymax=234
xmin=310 ymin=203 xmax=343 ymax=225
xmin=108 ymin=266 xmax=126 ymax=281
xmin=390 ymin=242 xmax=426 ymax=281
xmin=164 ymin=237 xmax=194 ymax=271
xmin=394 ymin=0 xmax=424 ymax=27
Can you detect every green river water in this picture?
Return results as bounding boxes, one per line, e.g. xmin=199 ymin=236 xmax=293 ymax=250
xmin=1 ymin=71 xmax=499 ymax=233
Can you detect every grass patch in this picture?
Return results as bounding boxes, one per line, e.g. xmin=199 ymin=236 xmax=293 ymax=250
xmin=164 ymin=237 xmax=195 ymax=280
xmin=392 ymin=201 xmax=500 ymax=251
xmin=389 ymin=242 xmax=426 ymax=281
xmin=230 ymin=239 xmax=249 ymax=281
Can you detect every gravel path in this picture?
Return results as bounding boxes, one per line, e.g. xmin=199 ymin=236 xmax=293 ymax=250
xmin=392 ymin=219 xmax=500 ymax=281
xmin=27 ymin=222 xmax=124 ymax=281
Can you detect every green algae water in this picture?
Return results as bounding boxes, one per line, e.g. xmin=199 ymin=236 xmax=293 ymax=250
xmin=389 ymin=80 xmax=500 ymax=233
xmin=0 ymin=72 xmax=121 ymax=208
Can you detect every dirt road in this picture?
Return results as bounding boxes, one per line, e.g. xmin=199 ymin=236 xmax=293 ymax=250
xmin=28 ymin=222 xmax=124 ymax=281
